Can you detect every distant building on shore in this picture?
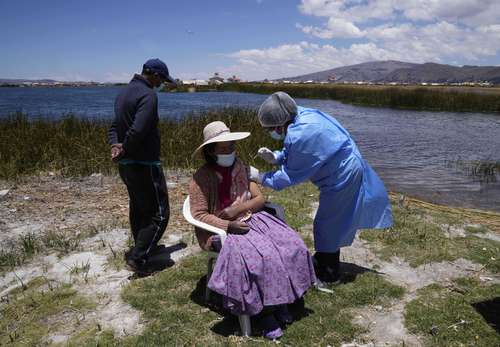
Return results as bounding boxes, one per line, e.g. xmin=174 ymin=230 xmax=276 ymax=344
xmin=209 ymin=73 xmax=224 ymax=85
xmin=181 ymin=79 xmax=208 ymax=86
xmin=226 ymin=75 xmax=241 ymax=83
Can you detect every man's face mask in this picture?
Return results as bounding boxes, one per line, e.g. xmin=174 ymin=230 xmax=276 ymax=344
xmin=153 ymin=74 xmax=165 ymax=91
xmin=216 ymin=151 xmax=236 ymax=167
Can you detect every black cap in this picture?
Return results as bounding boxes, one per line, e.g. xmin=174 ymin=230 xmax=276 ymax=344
xmin=143 ymin=58 xmax=176 ymax=86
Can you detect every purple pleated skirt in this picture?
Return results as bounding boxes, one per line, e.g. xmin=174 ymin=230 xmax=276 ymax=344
xmin=207 ymin=211 xmax=316 ymax=316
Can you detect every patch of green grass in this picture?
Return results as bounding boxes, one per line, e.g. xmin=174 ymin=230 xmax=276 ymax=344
xmin=41 ymin=229 xmax=83 ymax=254
xmin=405 ymin=278 xmax=500 ymax=347
xmin=19 ymin=231 xmax=41 ymax=257
xmin=465 ymin=224 xmax=490 ymax=234
xmin=0 ymin=224 xmax=113 ymax=274
xmin=105 ymin=248 xmax=126 ymax=271
xmin=265 ymin=182 xmax=318 ymax=248
xmin=0 ymin=277 xmax=95 ymax=346
xmin=63 ymin=327 xmax=119 ymax=347
xmin=360 ymin=204 xmax=500 ymax=272
xmin=116 ymin=253 xmax=403 ymax=346
xmin=266 ymin=183 xmax=318 ymax=230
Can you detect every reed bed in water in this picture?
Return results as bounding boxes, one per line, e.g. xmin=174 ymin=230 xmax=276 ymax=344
xmin=0 ymin=108 xmax=275 ymax=179
xmin=219 ymin=83 xmax=500 ymax=113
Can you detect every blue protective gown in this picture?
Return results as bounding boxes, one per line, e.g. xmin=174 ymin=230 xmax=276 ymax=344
xmin=262 ymin=106 xmax=393 ymax=252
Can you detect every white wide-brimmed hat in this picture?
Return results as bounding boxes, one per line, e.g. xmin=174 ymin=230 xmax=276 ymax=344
xmin=192 ymin=121 xmax=250 ymax=158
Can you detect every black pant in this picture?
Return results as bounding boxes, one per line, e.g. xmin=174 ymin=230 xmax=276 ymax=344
xmin=313 ymin=250 xmax=341 ymax=282
xmin=119 ymin=164 xmax=170 ymax=263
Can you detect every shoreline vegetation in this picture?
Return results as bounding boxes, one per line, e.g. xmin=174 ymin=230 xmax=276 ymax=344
xmin=0 ymin=109 xmax=272 ymax=179
xmin=174 ymin=83 xmax=500 ymax=113
xmin=1 ymin=109 xmax=498 ymax=187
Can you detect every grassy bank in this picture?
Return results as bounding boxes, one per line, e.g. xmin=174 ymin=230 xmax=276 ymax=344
xmin=0 ymin=109 xmax=275 ymax=179
xmin=217 ymin=83 xmax=500 ymax=113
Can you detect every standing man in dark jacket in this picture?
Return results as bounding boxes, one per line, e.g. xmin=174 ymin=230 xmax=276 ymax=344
xmin=108 ymin=58 xmax=176 ymax=273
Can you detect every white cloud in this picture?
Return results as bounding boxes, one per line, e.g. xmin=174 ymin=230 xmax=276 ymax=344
xmin=298 ymin=0 xmax=500 ymax=25
xmin=297 ymin=0 xmax=500 ymax=39
xmin=297 ymin=17 xmax=363 ymax=39
xmin=220 ymin=0 xmax=500 ymax=80
xmin=220 ymin=41 xmax=405 ymax=80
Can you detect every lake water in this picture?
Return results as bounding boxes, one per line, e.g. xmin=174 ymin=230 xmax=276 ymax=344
xmin=1 ymin=86 xmax=499 ymax=212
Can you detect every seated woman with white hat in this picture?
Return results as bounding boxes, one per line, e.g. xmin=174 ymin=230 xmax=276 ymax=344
xmin=189 ymin=121 xmax=316 ymax=340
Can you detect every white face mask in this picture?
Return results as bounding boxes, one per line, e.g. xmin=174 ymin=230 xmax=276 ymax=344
xmin=216 ymin=151 xmax=236 ymax=167
xmin=269 ymin=130 xmax=285 ymax=141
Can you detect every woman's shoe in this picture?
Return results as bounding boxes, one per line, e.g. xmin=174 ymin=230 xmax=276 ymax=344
xmin=275 ymin=305 xmax=293 ymax=325
xmin=263 ymin=327 xmax=283 ymax=340
xmin=261 ymin=313 xmax=283 ymax=340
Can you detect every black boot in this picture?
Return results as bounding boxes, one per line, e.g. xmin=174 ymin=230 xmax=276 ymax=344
xmin=313 ymin=250 xmax=341 ymax=283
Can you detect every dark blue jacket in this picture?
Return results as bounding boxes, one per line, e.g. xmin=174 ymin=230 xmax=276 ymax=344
xmin=108 ymin=74 xmax=160 ymax=162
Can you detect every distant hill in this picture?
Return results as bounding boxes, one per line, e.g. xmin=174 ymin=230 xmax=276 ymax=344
xmin=0 ymin=78 xmax=58 ymax=84
xmin=281 ymin=61 xmax=500 ymax=84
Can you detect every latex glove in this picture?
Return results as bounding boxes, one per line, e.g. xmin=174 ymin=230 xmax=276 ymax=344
xmin=249 ymin=166 xmax=264 ymax=184
xmin=257 ymin=147 xmax=278 ymax=164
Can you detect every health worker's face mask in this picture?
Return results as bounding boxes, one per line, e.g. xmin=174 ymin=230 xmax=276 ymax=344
xmin=216 ymin=151 xmax=236 ymax=167
xmin=269 ymin=129 xmax=285 ymax=141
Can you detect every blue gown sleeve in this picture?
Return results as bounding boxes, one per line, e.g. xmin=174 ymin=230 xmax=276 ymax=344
xmin=262 ymin=123 xmax=344 ymax=191
xmin=273 ymin=148 xmax=286 ymax=165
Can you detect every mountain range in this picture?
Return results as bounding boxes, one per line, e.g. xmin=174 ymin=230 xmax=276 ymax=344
xmin=281 ymin=60 xmax=500 ymax=84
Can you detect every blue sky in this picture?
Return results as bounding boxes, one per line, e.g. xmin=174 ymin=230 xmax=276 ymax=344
xmin=1 ymin=0 xmax=499 ymax=82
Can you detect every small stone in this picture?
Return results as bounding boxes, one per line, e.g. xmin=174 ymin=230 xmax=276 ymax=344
xmin=0 ymin=189 xmax=9 ymax=200
xmin=23 ymin=196 xmax=31 ymax=201
xmin=430 ymin=326 xmax=439 ymax=336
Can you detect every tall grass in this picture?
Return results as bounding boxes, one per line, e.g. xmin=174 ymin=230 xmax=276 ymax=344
xmin=0 ymin=108 xmax=275 ymax=179
xmin=220 ymin=83 xmax=500 ymax=113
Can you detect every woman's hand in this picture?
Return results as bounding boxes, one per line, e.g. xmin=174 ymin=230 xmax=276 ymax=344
xmin=220 ymin=206 xmax=238 ymax=220
xmin=220 ymin=196 xmax=244 ymax=220
xmin=228 ymin=220 xmax=249 ymax=234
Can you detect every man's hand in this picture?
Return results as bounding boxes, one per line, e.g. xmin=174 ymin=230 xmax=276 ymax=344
xmin=228 ymin=220 xmax=249 ymax=234
xmin=111 ymin=143 xmax=124 ymax=162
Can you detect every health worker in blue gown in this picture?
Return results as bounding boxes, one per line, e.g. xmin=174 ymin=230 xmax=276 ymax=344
xmin=249 ymin=92 xmax=393 ymax=283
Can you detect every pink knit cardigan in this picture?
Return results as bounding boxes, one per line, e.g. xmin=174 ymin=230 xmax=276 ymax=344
xmin=188 ymin=158 xmax=251 ymax=250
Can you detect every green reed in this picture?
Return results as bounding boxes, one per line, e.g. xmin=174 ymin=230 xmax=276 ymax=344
xmin=219 ymin=83 xmax=500 ymax=113
xmin=0 ymin=108 xmax=276 ymax=179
